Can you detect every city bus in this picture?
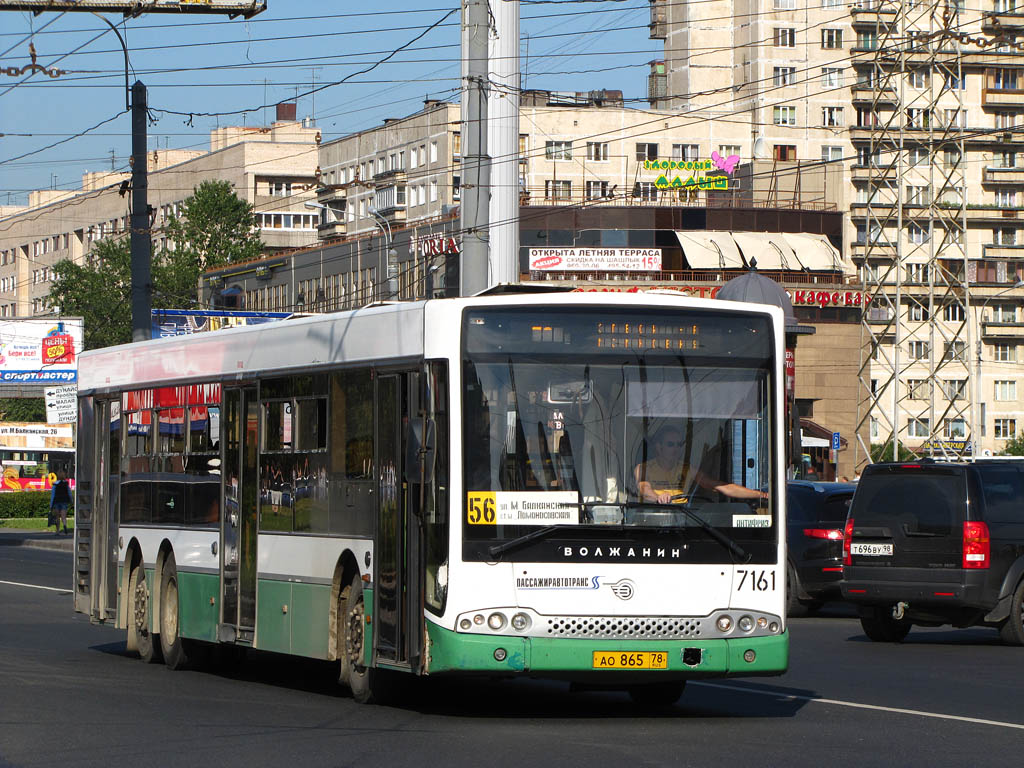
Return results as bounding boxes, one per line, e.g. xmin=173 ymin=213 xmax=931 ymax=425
xmin=74 ymin=291 xmax=787 ymax=705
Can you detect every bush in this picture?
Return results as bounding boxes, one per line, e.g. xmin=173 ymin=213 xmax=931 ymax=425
xmin=0 ymin=491 xmax=61 ymax=519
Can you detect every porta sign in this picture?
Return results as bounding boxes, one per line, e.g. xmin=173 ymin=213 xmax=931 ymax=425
xmin=529 ymin=248 xmax=662 ymax=272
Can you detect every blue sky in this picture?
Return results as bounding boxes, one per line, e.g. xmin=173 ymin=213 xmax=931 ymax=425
xmin=0 ymin=1 xmax=658 ymax=205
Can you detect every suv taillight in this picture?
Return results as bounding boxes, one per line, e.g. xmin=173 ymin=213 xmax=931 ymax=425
xmin=842 ymin=517 xmax=855 ymax=565
xmin=963 ymin=521 xmax=990 ymax=569
xmin=804 ymin=528 xmax=843 ymax=540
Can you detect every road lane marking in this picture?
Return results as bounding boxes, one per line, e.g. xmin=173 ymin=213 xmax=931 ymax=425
xmin=692 ymin=681 xmax=1024 ymax=731
xmin=0 ymin=579 xmax=72 ymax=594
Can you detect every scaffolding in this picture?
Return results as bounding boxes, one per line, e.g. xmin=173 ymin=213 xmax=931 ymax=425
xmin=855 ymin=1 xmax=971 ymax=464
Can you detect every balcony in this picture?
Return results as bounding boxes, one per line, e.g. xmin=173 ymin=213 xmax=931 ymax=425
xmin=983 ymin=243 xmax=1024 ymax=258
xmin=850 ymin=0 xmax=897 ymax=26
xmin=850 ymin=83 xmax=898 ymax=105
xmin=317 ymin=185 xmax=346 ymax=206
xmin=851 ymin=163 xmax=897 ymax=182
xmin=372 ymin=166 xmax=407 ymax=183
xmin=982 ymin=320 xmax=1024 ymax=338
xmin=982 ymin=11 xmax=1024 ymax=31
xmin=984 ymin=88 xmax=1024 ymax=108
xmin=317 ymin=219 xmax=347 ymax=240
xmin=983 ymin=167 xmax=1024 ymax=184
xmin=966 ymin=206 xmax=1024 ymax=221
xmin=649 ymin=0 xmax=666 ymax=39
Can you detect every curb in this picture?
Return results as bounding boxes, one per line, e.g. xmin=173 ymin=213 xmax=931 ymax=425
xmin=0 ymin=533 xmax=74 ymax=553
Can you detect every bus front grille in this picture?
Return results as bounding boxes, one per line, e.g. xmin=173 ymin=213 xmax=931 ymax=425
xmin=544 ymin=616 xmax=703 ymax=640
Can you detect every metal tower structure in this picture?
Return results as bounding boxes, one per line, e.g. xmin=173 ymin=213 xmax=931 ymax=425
xmin=855 ymin=1 xmax=971 ymax=464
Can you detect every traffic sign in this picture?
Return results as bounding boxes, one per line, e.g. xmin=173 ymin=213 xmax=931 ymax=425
xmin=831 ymin=432 xmax=841 ymax=451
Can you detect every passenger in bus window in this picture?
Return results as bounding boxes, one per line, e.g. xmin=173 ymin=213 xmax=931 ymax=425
xmin=634 ymin=427 xmax=767 ymax=505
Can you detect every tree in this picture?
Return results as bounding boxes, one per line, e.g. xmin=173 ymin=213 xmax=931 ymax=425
xmin=47 ymin=181 xmax=263 ymax=349
xmin=0 ymin=398 xmax=46 ymax=422
xmin=1001 ymin=433 xmax=1024 ymax=456
xmin=869 ymin=441 xmax=917 ymax=463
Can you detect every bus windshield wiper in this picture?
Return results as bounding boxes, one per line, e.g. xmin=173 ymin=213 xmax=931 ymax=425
xmin=630 ymin=502 xmax=751 ymax=563
xmin=488 ymin=524 xmax=575 ymax=558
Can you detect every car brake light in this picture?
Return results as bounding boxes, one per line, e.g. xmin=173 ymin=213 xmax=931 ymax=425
xmin=842 ymin=517 xmax=855 ymax=565
xmin=804 ymin=528 xmax=843 ymax=540
xmin=962 ymin=521 xmax=990 ymax=569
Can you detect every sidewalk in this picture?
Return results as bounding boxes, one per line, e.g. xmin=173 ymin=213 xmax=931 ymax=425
xmin=0 ymin=528 xmax=74 ymax=552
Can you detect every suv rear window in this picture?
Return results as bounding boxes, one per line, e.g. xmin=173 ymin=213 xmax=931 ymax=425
xmin=851 ymin=469 xmax=965 ymax=535
xmin=976 ymin=464 xmax=1024 ymax=522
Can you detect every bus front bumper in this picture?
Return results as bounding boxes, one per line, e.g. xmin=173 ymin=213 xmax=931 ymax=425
xmin=425 ymin=622 xmax=788 ymax=679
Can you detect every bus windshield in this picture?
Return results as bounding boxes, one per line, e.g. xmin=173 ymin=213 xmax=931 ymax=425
xmin=462 ymin=306 xmax=776 ymax=561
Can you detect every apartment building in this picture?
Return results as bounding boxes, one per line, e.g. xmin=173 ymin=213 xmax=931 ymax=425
xmin=650 ymin=0 xmax=1024 ymax=459
xmin=0 ymin=109 xmax=320 ymax=319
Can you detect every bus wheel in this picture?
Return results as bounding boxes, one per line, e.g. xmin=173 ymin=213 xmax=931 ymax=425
xmin=343 ymin=575 xmax=388 ymax=704
xmin=128 ymin=562 xmax=160 ymax=663
xmin=337 ymin=581 xmax=352 ymax=685
xmin=159 ymin=552 xmax=190 ymax=670
xmin=627 ymin=681 xmax=685 ymax=708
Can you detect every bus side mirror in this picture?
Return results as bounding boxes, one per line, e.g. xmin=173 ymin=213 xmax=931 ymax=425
xmin=406 ymin=418 xmax=437 ymax=496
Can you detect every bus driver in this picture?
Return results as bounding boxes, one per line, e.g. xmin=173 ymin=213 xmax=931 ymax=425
xmin=635 ymin=426 xmax=768 ymax=505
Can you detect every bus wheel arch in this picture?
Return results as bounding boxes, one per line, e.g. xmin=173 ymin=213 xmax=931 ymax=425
xmin=330 ymin=551 xmax=361 ymax=676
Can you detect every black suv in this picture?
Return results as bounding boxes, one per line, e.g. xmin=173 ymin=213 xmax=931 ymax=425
xmin=841 ymin=461 xmax=1024 ymax=644
xmin=786 ymin=480 xmax=857 ymax=614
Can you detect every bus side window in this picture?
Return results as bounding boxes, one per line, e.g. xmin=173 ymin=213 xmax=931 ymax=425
xmin=330 ymin=369 xmax=374 ymax=535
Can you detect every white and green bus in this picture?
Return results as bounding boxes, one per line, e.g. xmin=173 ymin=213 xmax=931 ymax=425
xmin=74 ymin=291 xmax=787 ymax=705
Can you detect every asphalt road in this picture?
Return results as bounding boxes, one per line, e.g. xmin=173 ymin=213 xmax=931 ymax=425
xmin=1 ymin=546 xmax=1022 ymax=768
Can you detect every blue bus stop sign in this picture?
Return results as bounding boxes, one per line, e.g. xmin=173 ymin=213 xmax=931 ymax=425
xmin=831 ymin=432 xmax=841 ymax=451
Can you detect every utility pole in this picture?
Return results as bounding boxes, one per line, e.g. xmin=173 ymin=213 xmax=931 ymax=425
xmin=130 ymin=80 xmax=151 ymax=342
xmin=488 ymin=0 xmax=520 ymax=286
xmin=459 ymin=0 xmax=490 ymax=296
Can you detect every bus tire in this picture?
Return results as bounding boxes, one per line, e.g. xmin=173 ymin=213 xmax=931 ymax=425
xmin=159 ymin=552 xmax=190 ymax=670
xmin=337 ymin=581 xmax=352 ymax=686
xmin=859 ymin=606 xmax=911 ymax=643
xmin=343 ymin=574 xmax=389 ymax=704
xmin=627 ymin=681 xmax=685 ymax=707
xmin=999 ymin=579 xmax=1024 ymax=646
xmin=128 ymin=562 xmax=160 ymax=663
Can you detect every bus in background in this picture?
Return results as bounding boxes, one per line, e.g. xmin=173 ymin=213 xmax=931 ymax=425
xmin=74 ymin=292 xmax=787 ymax=706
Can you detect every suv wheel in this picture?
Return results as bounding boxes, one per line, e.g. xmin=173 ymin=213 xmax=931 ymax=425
xmin=859 ymin=606 xmax=912 ymax=643
xmin=999 ymin=579 xmax=1024 ymax=646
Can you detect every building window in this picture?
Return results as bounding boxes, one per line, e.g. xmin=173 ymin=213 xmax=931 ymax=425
xmin=906 ymin=108 xmax=931 ymax=130
xmin=909 ymin=223 xmax=929 ymax=244
xmin=994 ymin=68 xmax=1020 ymax=90
xmin=942 ymin=379 xmax=967 ymax=400
xmin=907 ymin=379 xmax=929 ymax=399
xmin=774 ymin=28 xmax=796 ymax=47
xmin=821 ymin=68 xmax=844 ymax=89
xmin=857 ymin=31 xmax=879 ymax=49
xmin=632 ymin=182 xmax=658 ymax=201
xmin=906 ymin=185 xmax=931 ymax=205
xmin=856 ymin=108 xmax=879 ymax=128
xmin=635 ymin=143 xmax=659 ymax=161
xmin=821 ymin=145 xmax=843 ymax=162
xmin=995 ymin=418 xmax=1017 ymax=439
xmin=774 ymin=0 xmax=796 ymax=7
xmin=672 ymin=143 xmax=700 ymax=161
xmin=996 ymin=112 xmax=1018 ymax=130
xmin=943 ymin=418 xmax=967 ymax=439
xmin=996 ymin=380 xmax=1018 ymax=401
xmin=996 ymin=343 xmax=1018 ymax=362
xmin=430 ymin=141 xmax=438 ymax=163
xmin=719 ymin=144 xmax=741 ymax=159
xmin=545 ymin=141 xmax=572 ymax=160
xmin=908 ymin=340 xmax=929 ymax=360
xmin=774 ymin=67 xmax=797 ymax=86
xmin=545 ymin=180 xmax=572 ymax=200
xmin=822 ymin=106 xmax=844 ymax=127
xmin=943 ymin=341 xmax=966 ymax=361
xmin=821 ymin=29 xmax=843 ymax=49
xmin=585 ymin=180 xmax=610 ymax=200
xmin=429 ymin=179 xmax=438 ymax=202
xmin=452 ymin=132 xmax=461 ymax=157
xmin=908 ymin=302 xmax=929 ymax=321
xmin=992 ymin=303 xmax=1016 ymax=322
xmin=586 ymin=142 xmax=609 ymax=161
xmin=908 ymin=418 xmax=930 ymax=438
xmin=774 ymin=106 xmax=797 ymax=126
xmin=774 ymin=144 xmax=797 ymax=161
xmin=997 ymin=189 xmax=1017 ymax=208
xmin=944 ymin=303 xmax=965 ymax=322
xmin=908 ymin=69 xmax=929 ymax=89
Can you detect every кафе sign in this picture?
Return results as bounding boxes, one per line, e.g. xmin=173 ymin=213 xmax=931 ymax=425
xmin=574 ymin=284 xmax=871 ymax=308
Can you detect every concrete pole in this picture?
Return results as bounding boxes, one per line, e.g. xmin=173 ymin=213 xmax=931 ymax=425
xmin=130 ymin=81 xmax=152 ymax=342
xmin=459 ymin=0 xmax=490 ymax=296
xmin=488 ymin=0 xmax=520 ymax=286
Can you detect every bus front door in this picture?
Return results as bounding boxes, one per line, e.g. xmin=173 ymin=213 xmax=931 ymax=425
xmin=374 ymin=373 xmax=423 ymax=670
xmin=220 ymin=385 xmax=259 ymax=643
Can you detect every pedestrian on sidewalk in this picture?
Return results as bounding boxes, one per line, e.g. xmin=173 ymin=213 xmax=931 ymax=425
xmin=50 ymin=472 xmax=71 ymax=536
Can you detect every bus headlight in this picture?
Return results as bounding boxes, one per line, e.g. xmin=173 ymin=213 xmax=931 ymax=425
xmin=716 ymin=615 xmax=733 ymax=633
xmin=511 ymin=612 xmax=531 ymax=631
xmin=488 ymin=613 xmax=507 ymax=630
xmin=738 ymin=615 xmax=754 ymax=632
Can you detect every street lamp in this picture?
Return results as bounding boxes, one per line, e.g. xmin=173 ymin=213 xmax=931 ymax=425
xmin=367 ymin=206 xmax=399 ymax=302
xmin=973 ymin=278 xmax=1024 ymax=456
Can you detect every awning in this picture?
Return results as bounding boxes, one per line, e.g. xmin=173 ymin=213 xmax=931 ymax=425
xmin=675 ymin=230 xmax=745 ymax=269
xmin=780 ymin=232 xmax=846 ymax=271
xmin=801 ymin=432 xmax=831 ymax=448
xmin=731 ymin=232 xmax=801 ymax=270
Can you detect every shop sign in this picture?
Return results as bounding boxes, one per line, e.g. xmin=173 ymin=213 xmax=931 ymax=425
xmin=0 ymin=319 xmax=82 ymax=383
xmin=644 ymin=152 xmax=739 ymax=191
xmin=412 ymin=234 xmax=459 ymax=257
xmin=529 ymin=248 xmax=662 ymax=272
xmin=574 ymin=285 xmax=872 ymax=308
